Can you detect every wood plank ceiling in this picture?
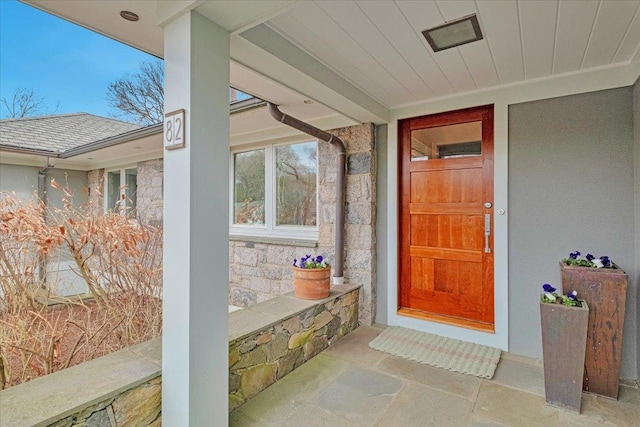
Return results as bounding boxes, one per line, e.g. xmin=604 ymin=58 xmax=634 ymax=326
xmin=266 ymin=0 xmax=640 ymax=109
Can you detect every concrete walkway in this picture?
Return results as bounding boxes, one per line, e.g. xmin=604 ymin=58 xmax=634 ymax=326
xmin=230 ymin=325 xmax=640 ymax=426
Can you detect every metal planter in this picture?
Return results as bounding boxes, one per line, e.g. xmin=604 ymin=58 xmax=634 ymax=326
xmin=540 ymin=299 xmax=589 ymax=413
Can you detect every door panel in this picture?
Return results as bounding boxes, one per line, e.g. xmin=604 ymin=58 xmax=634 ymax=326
xmin=399 ymin=105 xmax=494 ymax=331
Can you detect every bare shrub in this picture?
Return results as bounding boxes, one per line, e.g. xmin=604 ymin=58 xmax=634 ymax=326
xmin=0 ymin=182 xmax=162 ymax=389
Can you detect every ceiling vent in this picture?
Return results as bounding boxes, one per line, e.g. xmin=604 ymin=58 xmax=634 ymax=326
xmin=422 ymin=14 xmax=483 ymax=52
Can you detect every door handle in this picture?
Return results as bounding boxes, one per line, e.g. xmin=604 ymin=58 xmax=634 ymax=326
xmin=484 ymin=213 xmax=491 ymax=254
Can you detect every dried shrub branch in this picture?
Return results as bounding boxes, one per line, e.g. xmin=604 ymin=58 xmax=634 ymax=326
xmin=0 ymin=182 xmax=163 ymax=389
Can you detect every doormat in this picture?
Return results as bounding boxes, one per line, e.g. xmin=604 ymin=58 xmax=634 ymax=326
xmin=369 ymin=326 xmax=501 ymax=379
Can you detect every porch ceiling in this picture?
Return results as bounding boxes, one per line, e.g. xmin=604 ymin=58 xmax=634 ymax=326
xmin=22 ymin=0 xmax=640 ymax=126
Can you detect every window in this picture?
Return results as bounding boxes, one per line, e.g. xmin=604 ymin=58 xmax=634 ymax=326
xmin=105 ymin=167 xmax=137 ymax=213
xmin=231 ymin=140 xmax=318 ymax=240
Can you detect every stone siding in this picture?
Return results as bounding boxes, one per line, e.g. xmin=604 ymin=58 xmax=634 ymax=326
xmin=320 ymin=123 xmax=377 ymax=326
xmin=136 ymin=159 xmax=164 ymax=227
xmin=49 ymin=377 xmax=162 ymax=427
xmin=229 ymin=240 xmax=313 ymax=306
xmin=86 ymin=169 xmax=104 ymax=217
xmin=228 ymin=286 xmax=360 ymax=412
xmin=229 ymin=123 xmax=377 ymax=325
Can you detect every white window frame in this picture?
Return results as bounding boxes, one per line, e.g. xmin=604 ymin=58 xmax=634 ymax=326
xmin=104 ymin=165 xmax=137 ymax=214
xmin=229 ymin=139 xmax=319 ymax=241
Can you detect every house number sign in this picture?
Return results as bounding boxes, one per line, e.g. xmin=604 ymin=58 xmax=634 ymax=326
xmin=164 ymin=109 xmax=185 ymax=150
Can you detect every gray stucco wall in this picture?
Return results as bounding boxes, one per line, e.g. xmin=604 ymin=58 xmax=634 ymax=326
xmin=0 ymin=163 xmax=39 ymax=200
xmin=46 ymin=168 xmax=88 ymax=208
xmin=508 ymin=87 xmax=637 ymax=380
xmin=634 ymin=77 xmax=640 ymax=380
xmin=0 ymin=164 xmax=87 ymax=207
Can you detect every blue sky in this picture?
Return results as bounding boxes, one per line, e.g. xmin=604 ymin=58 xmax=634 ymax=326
xmin=0 ymin=0 xmax=161 ymax=121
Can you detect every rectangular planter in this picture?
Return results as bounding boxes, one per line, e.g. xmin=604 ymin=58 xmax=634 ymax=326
xmin=540 ymin=300 xmax=589 ymax=413
xmin=560 ymin=262 xmax=628 ymax=399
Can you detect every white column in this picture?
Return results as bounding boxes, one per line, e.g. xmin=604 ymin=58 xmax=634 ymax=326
xmin=162 ymin=11 xmax=230 ymax=426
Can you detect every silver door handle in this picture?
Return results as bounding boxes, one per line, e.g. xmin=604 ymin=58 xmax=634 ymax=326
xmin=484 ymin=213 xmax=491 ymax=254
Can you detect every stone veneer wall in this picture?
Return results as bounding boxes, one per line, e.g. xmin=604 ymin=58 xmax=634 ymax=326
xmin=229 ymin=241 xmax=314 ymax=306
xmin=230 ymin=122 xmax=377 ymax=325
xmin=229 ymin=286 xmax=360 ymax=412
xmin=136 ymin=159 xmax=164 ymax=227
xmin=49 ymin=377 xmax=162 ymax=427
xmin=0 ymin=339 xmax=162 ymax=427
xmin=86 ymin=168 xmax=104 ymax=217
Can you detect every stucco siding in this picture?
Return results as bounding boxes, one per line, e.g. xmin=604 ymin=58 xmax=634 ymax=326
xmin=0 ymin=164 xmax=39 ymax=200
xmin=634 ymin=77 xmax=640 ymax=381
xmin=508 ymin=87 xmax=637 ymax=379
xmin=46 ymin=168 xmax=88 ymax=208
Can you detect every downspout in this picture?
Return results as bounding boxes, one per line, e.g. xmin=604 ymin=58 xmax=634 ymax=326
xmin=267 ymin=103 xmax=346 ymax=284
xmin=37 ymin=159 xmax=53 ymax=206
xmin=37 ymin=159 xmax=54 ymax=286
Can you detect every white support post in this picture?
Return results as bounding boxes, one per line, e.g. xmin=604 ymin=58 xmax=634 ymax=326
xmin=162 ymin=11 xmax=230 ymax=426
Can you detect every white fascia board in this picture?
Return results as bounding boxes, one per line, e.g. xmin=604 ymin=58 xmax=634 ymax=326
xmin=231 ymin=29 xmax=390 ymax=125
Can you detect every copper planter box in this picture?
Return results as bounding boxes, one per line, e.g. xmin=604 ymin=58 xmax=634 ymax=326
xmin=540 ymin=299 xmax=589 ymax=413
xmin=560 ymin=262 xmax=628 ymax=399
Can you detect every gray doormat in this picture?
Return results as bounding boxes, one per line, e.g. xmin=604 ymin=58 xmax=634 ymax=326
xmin=369 ymin=326 xmax=502 ymax=379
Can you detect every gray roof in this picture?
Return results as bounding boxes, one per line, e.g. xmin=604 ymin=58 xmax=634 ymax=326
xmin=0 ymin=113 xmax=142 ymax=154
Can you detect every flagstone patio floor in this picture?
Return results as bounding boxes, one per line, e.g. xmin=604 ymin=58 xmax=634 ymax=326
xmin=230 ymin=325 xmax=640 ymax=427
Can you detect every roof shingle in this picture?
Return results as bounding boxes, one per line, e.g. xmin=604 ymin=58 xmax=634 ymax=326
xmin=0 ymin=113 xmax=142 ymax=153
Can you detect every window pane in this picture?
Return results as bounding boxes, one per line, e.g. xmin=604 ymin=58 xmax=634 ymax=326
xmin=234 ymin=149 xmax=265 ymax=224
xmin=125 ymin=168 xmax=137 ymax=212
xmin=411 ymin=121 xmax=482 ymax=160
xmin=276 ymin=141 xmax=317 ymax=226
xmin=107 ymin=171 xmax=121 ymax=211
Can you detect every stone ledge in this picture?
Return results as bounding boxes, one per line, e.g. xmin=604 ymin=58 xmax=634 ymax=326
xmin=229 ymin=283 xmax=362 ymax=344
xmin=228 ymin=284 xmax=362 ymax=411
xmin=0 ymin=338 xmax=161 ymax=427
xmin=0 ymin=285 xmax=362 ymax=426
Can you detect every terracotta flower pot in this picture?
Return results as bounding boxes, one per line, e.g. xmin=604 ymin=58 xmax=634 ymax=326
xmin=560 ymin=262 xmax=628 ymax=399
xmin=540 ymin=298 xmax=589 ymax=413
xmin=293 ymin=266 xmax=331 ymax=300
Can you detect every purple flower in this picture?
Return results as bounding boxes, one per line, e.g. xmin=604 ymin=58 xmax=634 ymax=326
xmin=586 ymin=253 xmax=594 ymax=261
xmin=569 ymin=251 xmax=580 ymax=260
xmin=600 ymin=256 xmax=611 ymax=267
xmin=567 ymin=290 xmax=578 ymax=301
xmin=293 ymin=253 xmax=329 ymax=269
xmin=542 ymin=283 xmax=556 ymax=293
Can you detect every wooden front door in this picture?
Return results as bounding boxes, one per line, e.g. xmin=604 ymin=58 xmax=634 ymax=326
xmin=398 ymin=105 xmax=494 ymax=332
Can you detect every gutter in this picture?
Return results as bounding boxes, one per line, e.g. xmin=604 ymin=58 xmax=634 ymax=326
xmin=0 ymin=145 xmax=58 ymax=157
xmin=0 ymin=123 xmax=164 ymax=159
xmin=267 ymin=102 xmax=346 ymax=284
xmin=37 ymin=158 xmax=54 ymax=285
xmin=60 ymin=123 xmax=163 ymax=158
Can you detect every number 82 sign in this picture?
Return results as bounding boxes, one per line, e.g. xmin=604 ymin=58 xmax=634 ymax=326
xmin=164 ymin=109 xmax=186 ymax=150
